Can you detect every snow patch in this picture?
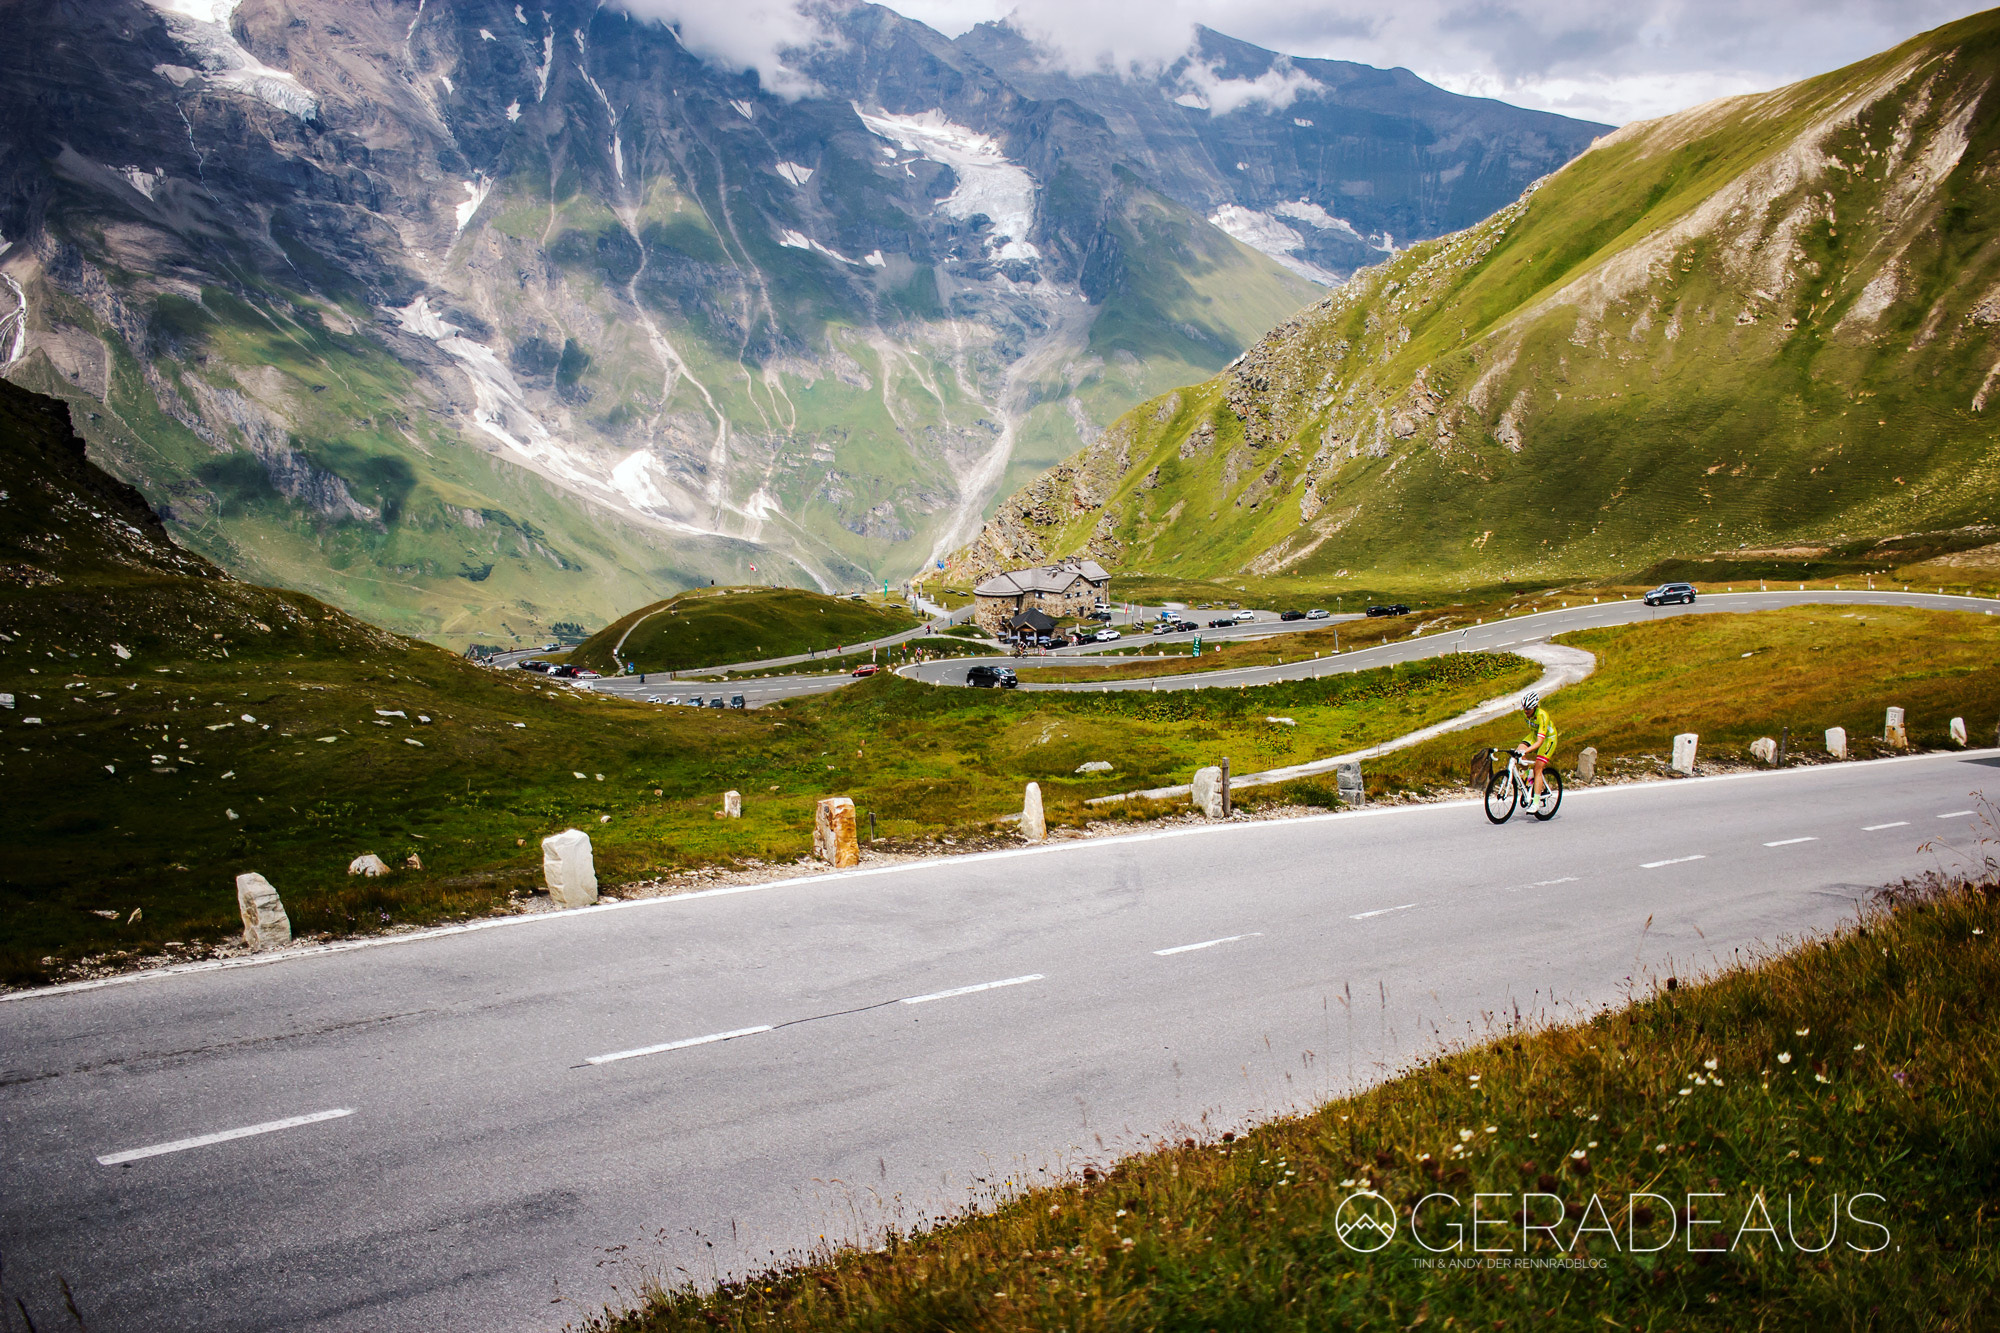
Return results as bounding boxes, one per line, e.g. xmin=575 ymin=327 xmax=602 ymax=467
xmin=121 ymin=167 xmax=165 ymax=200
xmin=454 ymin=176 xmax=492 ymax=234
xmin=731 ymin=99 xmax=755 ymax=119
xmin=439 ymin=74 xmax=454 ymax=95
xmin=535 ymin=33 xmax=553 ymax=100
xmin=863 ymin=250 xmax=886 ymax=268
xmin=854 ymin=106 xmax=1039 ymax=262
xmin=1206 ymin=206 xmax=1341 ymax=284
xmin=1172 ymin=91 xmax=1207 ymax=110
xmin=610 ymin=450 xmax=674 ymax=511
xmin=516 ymin=4 xmax=527 ymax=22
xmin=506 ymin=100 xmax=521 ymax=122
xmin=778 ymin=229 xmax=863 ymax=265
xmin=774 ymin=161 xmax=814 ymax=186
xmin=0 ymin=272 xmax=26 ymax=368
xmin=479 ymin=28 xmax=495 ymax=41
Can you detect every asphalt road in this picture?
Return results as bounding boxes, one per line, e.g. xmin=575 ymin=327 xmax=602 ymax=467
xmin=4 ymin=751 xmax=1997 ymax=1331
xmin=906 ymin=590 xmax=2000 ymax=692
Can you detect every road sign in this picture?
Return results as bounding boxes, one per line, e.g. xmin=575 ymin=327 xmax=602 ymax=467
xmin=1192 ymin=635 xmax=1202 ymax=658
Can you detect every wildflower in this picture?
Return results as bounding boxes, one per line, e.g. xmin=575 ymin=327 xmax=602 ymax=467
xmin=1795 ymin=1028 xmax=1810 ymax=1037
xmin=1121 ymin=1237 xmax=1135 ymax=1249
xmin=1469 ymin=1073 xmax=1481 ymax=1083
xmin=1588 ymin=1114 xmax=1599 ymax=1121
xmin=1893 ymin=1070 xmax=1908 ymax=1084
xmin=1975 ymin=928 xmax=1985 ymax=936
xmin=1340 ymin=1178 xmax=1356 ymax=1187
xmin=1587 ymin=1141 xmax=1598 ymax=1149
xmin=1703 ymin=1058 xmax=1718 ymax=1070
xmin=1115 ymin=1210 xmax=1126 ymax=1218
xmin=1853 ymin=1043 xmax=1865 ymax=1051
xmin=1529 ymin=1132 xmax=1539 ymax=1140
xmin=1679 ymin=1088 xmax=1692 ymax=1097
xmin=1655 ymin=1143 xmax=1669 ymax=1153
xmin=1570 ymin=1149 xmax=1587 ymax=1160
xmin=1778 ymin=1052 xmax=1792 ymax=1064
xmin=1485 ymin=1126 xmax=1498 ymax=1134
xmin=1459 ymin=1129 xmax=1475 ymax=1142
xmin=1815 ymin=1073 xmax=1831 ymax=1084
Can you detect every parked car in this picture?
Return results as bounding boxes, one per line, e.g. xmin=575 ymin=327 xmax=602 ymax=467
xmin=706 ymin=696 xmax=726 ymax=708
xmin=1151 ymin=622 xmax=1175 ymax=634
xmin=1087 ymin=609 xmax=1113 ymax=622
xmin=1094 ymin=628 xmax=1122 ymax=642
xmin=680 ymin=696 xmax=704 ymax=707
xmin=1644 ymin=582 xmax=1698 ymax=606
xmin=1279 ymin=609 xmax=1306 ymax=622
xmin=729 ymin=695 xmax=746 ymax=709
xmin=1208 ymin=617 xmax=1234 ymax=629
xmin=1232 ymin=609 xmax=1256 ymax=623
xmin=575 ymin=669 xmax=601 ymax=678
xmin=1306 ymin=608 xmax=1330 ymax=620
xmin=851 ymin=663 xmax=881 ymax=677
xmin=966 ymin=664 xmax=1018 ymax=689
xmin=1366 ymin=604 xmax=1412 ymax=618
xmin=1174 ymin=619 xmax=1199 ymax=632
xmin=541 ymin=642 xmax=560 ymax=651
xmin=517 ymin=660 xmax=551 ymax=673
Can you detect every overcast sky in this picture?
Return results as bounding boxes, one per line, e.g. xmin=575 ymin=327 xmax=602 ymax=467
xmin=881 ymin=0 xmax=1995 ymax=124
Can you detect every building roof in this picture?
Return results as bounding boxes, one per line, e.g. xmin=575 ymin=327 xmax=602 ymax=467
xmin=972 ymin=558 xmax=1110 ymax=598
xmin=1002 ymin=608 xmax=1058 ymax=634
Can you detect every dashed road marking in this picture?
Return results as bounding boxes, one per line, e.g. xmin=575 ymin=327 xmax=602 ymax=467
xmin=1938 ymin=810 xmax=1976 ymax=819
xmin=1763 ymin=837 xmax=1817 ymax=847
xmin=1863 ymin=821 xmax=1909 ymax=831
xmin=588 ymin=1025 xmax=773 ymax=1066
xmin=1154 ymin=933 xmax=1262 ymax=956
xmin=1351 ymin=903 xmax=1418 ymax=920
xmin=900 ymin=974 xmax=1044 ymax=1005
xmin=97 ymin=1108 xmax=355 ymax=1166
xmin=1640 ymin=854 xmax=1706 ymax=869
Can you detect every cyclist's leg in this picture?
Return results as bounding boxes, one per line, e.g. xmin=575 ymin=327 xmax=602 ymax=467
xmin=1530 ymin=754 xmax=1549 ymax=795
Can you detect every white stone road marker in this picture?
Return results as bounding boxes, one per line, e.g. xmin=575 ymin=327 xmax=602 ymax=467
xmin=97 ymin=1108 xmax=354 ymax=1166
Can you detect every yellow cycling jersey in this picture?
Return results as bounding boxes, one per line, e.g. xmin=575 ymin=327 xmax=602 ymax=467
xmin=1525 ymin=705 xmax=1559 ymax=756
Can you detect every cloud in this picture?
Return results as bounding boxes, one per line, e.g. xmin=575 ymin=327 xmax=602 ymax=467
xmin=1177 ymin=56 xmax=1319 ymax=115
xmin=612 ymin=0 xmax=834 ymax=99
xmin=882 ymin=0 xmax=1991 ymax=125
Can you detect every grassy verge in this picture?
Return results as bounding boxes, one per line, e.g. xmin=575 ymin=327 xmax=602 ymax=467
xmin=1363 ymin=604 xmax=2000 ymax=798
xmin=7 ymin=651 xmax=1532 ymax=986
xmin=596 ymin=868 xmax=2000 ymax=1332
xmin=570 ymin=587 xmax=921 ymax=674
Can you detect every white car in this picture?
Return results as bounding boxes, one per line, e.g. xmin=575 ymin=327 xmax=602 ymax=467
xmin=1095 ymin=628 xmax=1122 ymax=642
xmin=1233 ymin=610 xmax=1256 ymax=622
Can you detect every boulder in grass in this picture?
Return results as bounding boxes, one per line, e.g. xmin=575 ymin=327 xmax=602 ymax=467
xmin=236 ymin=873 xmax=291 ymax=950
xmin=1075 ymin=761 xmax=1113 ymax=774
xmin=403 ymin=853 xmax=423 ymax=870
xmin=814 ymin=797 xmax=860 ymax=868
xmin=541 ymin=829 xmax=598 ymax=907
xmin=348 ymin=853 xmax=389 ymax=877
xmin=1750 ymin=737 xmax=1777 ymax=764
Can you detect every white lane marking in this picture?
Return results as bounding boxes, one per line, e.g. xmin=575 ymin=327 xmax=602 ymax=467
xmin=1938 ymin=810 xmax=1975 ymax=819
xmin=1640 ymin=854 xmax=1706 ymax=869
xmin=900 ymin=974 xmax=1044 ymax=1005
xmin=97 ymin=1108 xmax=354 ymax=1166
xmin=1763 ymin=837 xmax=1817 ymax=847
xmin=587 ymin=1025 xmax=773 ymax=1066
xmin=1153 ymin=932 xmax=1262 ymax=956
xmin=1862 ymin=821 xmax=1909 ymax=830
xmin=1532 ymin=876 xmax=1579 ymax=887
xmin=1351 ymin=903 xmax=1418 ymax=920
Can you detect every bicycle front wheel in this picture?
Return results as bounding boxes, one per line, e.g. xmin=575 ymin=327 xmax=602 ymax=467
xmin=1532 ymin=767 xmax=1565 ymax=821
xmin=1484 ymin=769 xmax=1517 ymax=824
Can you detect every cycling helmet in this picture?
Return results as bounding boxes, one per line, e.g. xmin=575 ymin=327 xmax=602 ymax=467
xmin=1522 ymin=691 xmax=1540 ymax=715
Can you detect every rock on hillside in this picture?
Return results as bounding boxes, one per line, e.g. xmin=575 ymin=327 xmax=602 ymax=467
xmin=951 ymin=10 xmax=2000 ymax=589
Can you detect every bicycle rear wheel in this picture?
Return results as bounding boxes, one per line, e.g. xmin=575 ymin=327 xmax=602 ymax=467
xmin=1484 ymin=770 xmax=1517 ymax=824
xmin=1531 ymin=767 xmax=1564 ymax=821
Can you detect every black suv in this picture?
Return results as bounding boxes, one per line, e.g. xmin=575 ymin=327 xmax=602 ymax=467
xmin=1644 ymin=582 xmax=1697 ymax=606
xmin=1207 ymin=617 xmax=1235 ymax=629
xmin=966 ymin=664 xmax=1019 ymax=689
xmin=1365 ymin=604 xmax=1412 ymax=618
xmin=1279 ymin=609 xmax=1306 ymax=622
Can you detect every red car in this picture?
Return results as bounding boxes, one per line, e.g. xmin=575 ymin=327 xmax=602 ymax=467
xmin=851 ymin=663 xmax=880 ymax=677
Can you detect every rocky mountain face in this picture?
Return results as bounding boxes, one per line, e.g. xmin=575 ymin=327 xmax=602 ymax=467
xmin=948 ymin=11 xmax=2000 ymax=592
xmin=0 ymin=0 xmax=1602 ymax=641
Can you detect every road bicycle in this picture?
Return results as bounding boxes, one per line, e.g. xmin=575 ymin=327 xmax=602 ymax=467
xmin=1473 ymin=747 xmax=1563 ymax=824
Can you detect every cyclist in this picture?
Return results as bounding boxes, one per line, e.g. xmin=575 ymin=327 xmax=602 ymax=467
xmin=1513 ymin=690 xmax=1560 ymax=813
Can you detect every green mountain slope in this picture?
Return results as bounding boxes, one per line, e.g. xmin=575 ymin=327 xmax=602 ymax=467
xmin=570 ymin=587 xmax=920 ymax=674
xmin=947 ymin=10 xmax=2000 ymax=591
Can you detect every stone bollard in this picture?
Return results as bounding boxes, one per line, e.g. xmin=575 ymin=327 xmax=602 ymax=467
xmin=1826 ymin=727 xmax=1847 ymax=760
xmin=541 ymin=829 xmax=599 ymax=907
xmin=1576 ymin=746 xmax=1597 ymax=782
xmin=1336 ymin=760 xmax=1365 ymax=806
xmin=236 ymin=872 xmax=292 ymax=950
xmin=1750 ymin=737 xmax=1777 ymax=765
xmin=814 ymin=797 xmax=860 ymax=868
xmin=1671 ymin=733 xmax=1699 ymax=775
xmin=1191 ymin=766 xmax=1224 ymax=818
xmin=1885 ymin=707 xmax=1908 ymax=749
xmin=1950 ymin=716 xmax=1968 ymax=747
xmin=1021 ymin=782 xmax=1047 ymax=842
xmin=347 ymin=853 xmax=389 ymax=877
xmin=721 ymin=789 xmax=742 ymax=818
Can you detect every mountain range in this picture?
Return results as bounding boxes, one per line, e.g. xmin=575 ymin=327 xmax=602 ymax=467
xmin=0 ymin=0 xmax=1602 ymax=640
xmin=947 ymin=10 xmax=2000 ymax=593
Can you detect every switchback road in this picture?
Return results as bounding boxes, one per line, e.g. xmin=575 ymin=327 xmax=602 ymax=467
xmin=3 ymin=751 xmax=1996 ymax=1331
